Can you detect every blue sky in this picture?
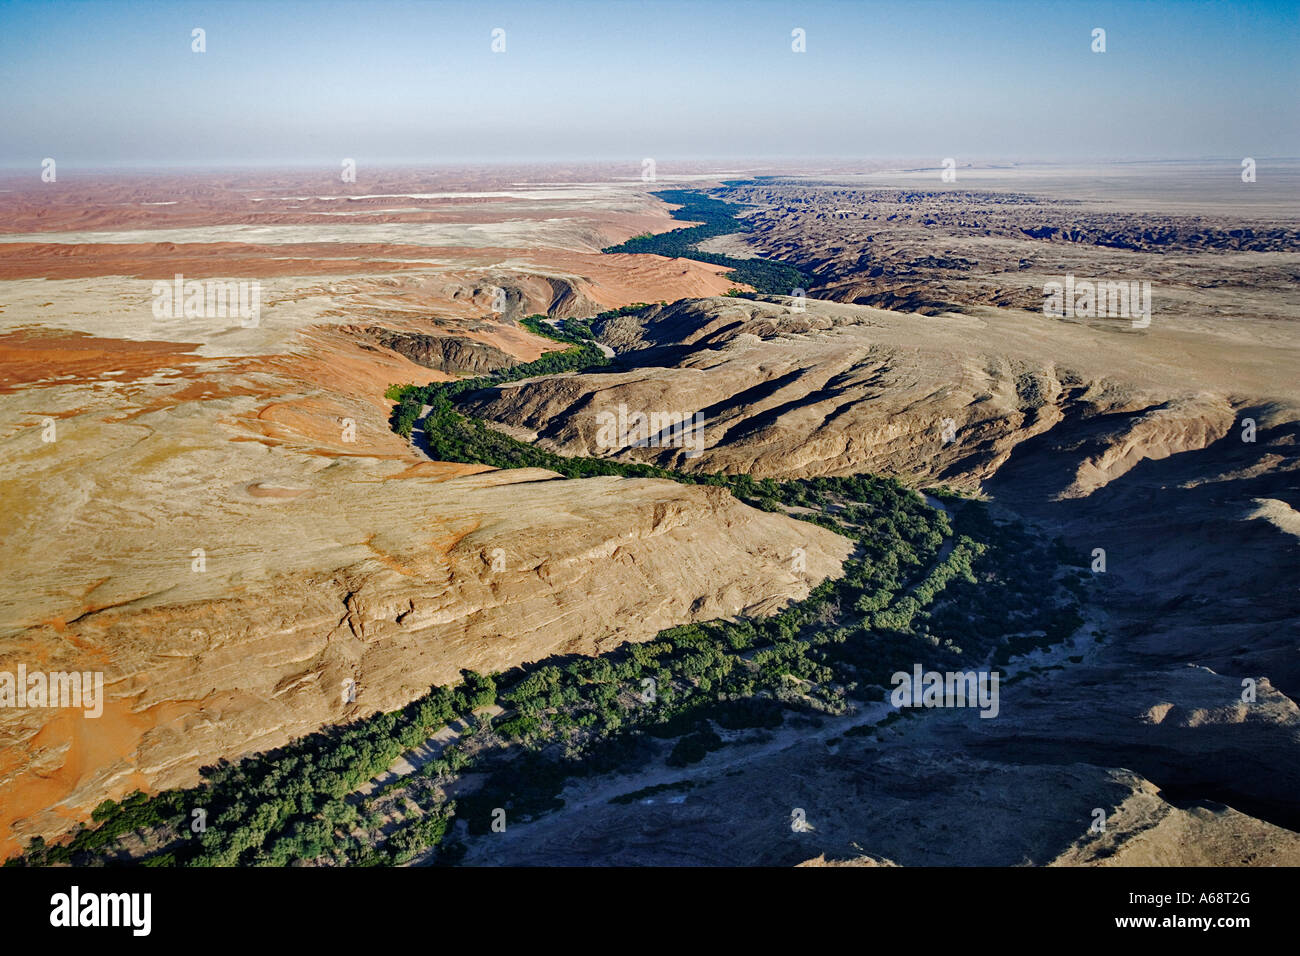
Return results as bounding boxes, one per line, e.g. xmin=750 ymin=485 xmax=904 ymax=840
xmin=1 ymin=0 xmax=1296 ymax=166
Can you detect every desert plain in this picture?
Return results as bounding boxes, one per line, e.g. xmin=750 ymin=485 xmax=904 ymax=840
xmin=1 ymin=159 xmax=1297 ymax=865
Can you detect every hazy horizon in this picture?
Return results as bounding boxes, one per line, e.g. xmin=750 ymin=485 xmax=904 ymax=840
xmin=2 ymin=0 xmax=1297 ymax=168
xmin=4 ymin=156 xmax=1300 ymax=174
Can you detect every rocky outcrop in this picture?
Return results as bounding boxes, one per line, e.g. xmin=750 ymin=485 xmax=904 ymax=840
xmin=345 ymin=325 xmax=516 ymax=374
xmin=459 ymin=297 xmax=1293 ymax=495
